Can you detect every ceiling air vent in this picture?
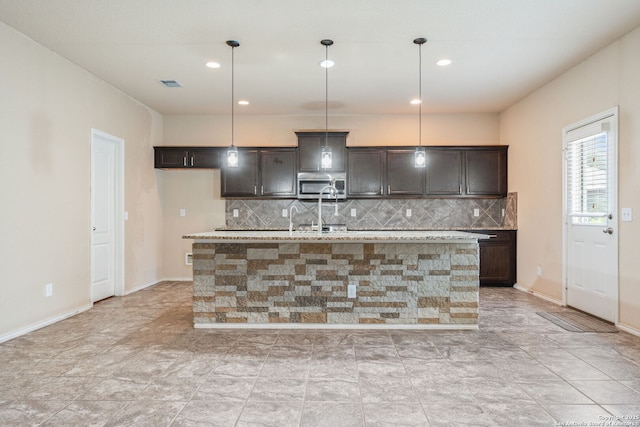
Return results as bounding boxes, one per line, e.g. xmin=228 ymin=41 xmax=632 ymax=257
xmin=160 ymin=80 xmax=182 ymax=88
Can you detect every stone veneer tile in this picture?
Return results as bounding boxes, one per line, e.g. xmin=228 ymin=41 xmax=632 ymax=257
xmin=192 ymin=240 xmax=478 ymax=326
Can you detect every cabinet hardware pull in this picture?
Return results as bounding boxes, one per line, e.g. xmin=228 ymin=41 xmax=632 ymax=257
xmin=190 ymin=156 xmax=194 ymax=166
xmin=261 ymin=186 xmax=264 ymax=195
xmin=254 ymin=186 xmax=257 ymax=195
xmin=183 ymin=157 xmax=187 ymax=167
xmin=387 ymin=185 xmax=390 ymax=194
xmin=459 ymin=184 xmax=461 ymax=194
xmin=487 ymin=235 xmax=498 ymax=238
xmin=380 ymin=186 xmax=383 ymax=195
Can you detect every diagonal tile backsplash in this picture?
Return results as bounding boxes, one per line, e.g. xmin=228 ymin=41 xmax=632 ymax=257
xmin=225 ymin=193 xmax=517 ymax=230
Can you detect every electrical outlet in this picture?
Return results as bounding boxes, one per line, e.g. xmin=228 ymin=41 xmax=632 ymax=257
xmin=233 ymin=209 xmax=239 ymax=218
xmin=124 ymin=211 xmax=129 ymax=221
xmin=473 ymin=208 xmax=480 ymax=217
xmin=406 ymin=209 xmax=412 ymax=217
xmin=282 ymin=209 xmax=288 ymax=218
xmin=44 ymin=283 xmax=53 ymax=297
xmin=501 ymin=208 xmax=505 ymax=217
xmin=536 ymin=266 xmax=542 ymax=277
xmin=180 ymin=209 xmax=186 ymax=217
xmin=348 ymin=283 xmax=357 ymax=298
xmin=185 ymin=253 xmax=193 ymax=266
xmin=350 ymin=208 xmax=357 ymax=217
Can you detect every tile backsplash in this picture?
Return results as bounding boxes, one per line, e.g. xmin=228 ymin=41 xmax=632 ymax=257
xmin=225 ymin=193 xmax=517 ymax=230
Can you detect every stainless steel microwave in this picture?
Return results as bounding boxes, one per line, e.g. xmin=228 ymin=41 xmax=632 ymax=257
xmin=297 ymin=172 xmax=347 ymax=200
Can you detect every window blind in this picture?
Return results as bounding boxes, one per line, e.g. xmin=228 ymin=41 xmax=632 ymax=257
xmin=566 ymin=131 xmax=608 ymax=224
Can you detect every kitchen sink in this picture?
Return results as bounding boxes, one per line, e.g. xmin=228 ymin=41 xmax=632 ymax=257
xmin=297 ymin=223 xmax=348 ymax=233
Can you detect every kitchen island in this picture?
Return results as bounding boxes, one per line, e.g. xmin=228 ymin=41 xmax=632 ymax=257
xmin=183 ymin=230 xmax=487 ymax=329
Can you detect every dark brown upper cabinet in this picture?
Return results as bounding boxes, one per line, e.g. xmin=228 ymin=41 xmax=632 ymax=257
xmin=297 ymin=131 xmax=348 ymax=172
xmin=221 ymin=148 xmax=297 ymax=198
xmin=221 ymin=149 xmax=259 ymax=197
xmin=260 ymin=149 xmax=297 ymax=197
xmin=464 ymin=147 xmax=508 ymax=197
xmin=347 ymin=148 xmax=425 ymax=198
xmin=425 ymin=149 xmax=463 ymax=196
xmin=347 ymin=149 xmax=385 ymax=197
xmin=346 ymin=145 xmax=507 ymax=199
xmin=154 ymin=147 xmax=220 ymax=168
xmin=387 ymin=149 xmax=425 ymax=196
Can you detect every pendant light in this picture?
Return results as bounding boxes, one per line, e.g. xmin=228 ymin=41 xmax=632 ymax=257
xmin=413 ymin=37 xmax=427 ymax=168
xmin=226 ymin=40 xmax=240 ymax=168
xmin=320 ymin=39 xmax=333 ymax=170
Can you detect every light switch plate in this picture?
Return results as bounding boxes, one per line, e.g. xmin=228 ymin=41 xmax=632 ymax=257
xmin=180 ymin=209 xmax=186 ymax=217
xmin=622 ymin=207 xmax=633 ymax=222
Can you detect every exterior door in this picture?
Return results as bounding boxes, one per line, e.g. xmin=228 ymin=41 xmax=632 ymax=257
xmin=563 ymin=107 xmax=618 ymax=322
xmin=91 ymin=130 xmax=123 ymax=302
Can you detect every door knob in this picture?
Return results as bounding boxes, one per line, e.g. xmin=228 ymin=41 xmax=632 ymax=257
xmin=602 ymin=227 xmax=613 ymax=234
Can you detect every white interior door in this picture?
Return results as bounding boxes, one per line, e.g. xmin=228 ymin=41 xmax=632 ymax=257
xmin=563 ymin=107 xmax=618 ymax=322
xmin=91 ymin=130 xmax=124 ymax=302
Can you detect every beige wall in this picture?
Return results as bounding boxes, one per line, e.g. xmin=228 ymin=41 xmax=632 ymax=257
xmin=0 ymin=23 xmax=164 ymax=340
xmin=162 ymin=113 xmax=500 ymax=278
xmin=500 ymin=27 xmax=640 ymax=331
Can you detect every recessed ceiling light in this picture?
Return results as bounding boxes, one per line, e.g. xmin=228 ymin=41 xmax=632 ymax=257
xmin=238 ymin=100 xmax=249 ymax=105
xmin=410 ymin=99 xmax=422 ymax=105
xmin=437 ymin=59 xmax=452 ymax=66
xmin=205 ymin=61 xmax=221 ymax=69
xmin=320 ymin=59 xmax=335 ymax=68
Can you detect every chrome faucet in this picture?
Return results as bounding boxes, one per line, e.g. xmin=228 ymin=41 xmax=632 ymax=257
xmin=288 ymin=205 xmax=299 ymax=236
xmin=318 ymin=182 xmax=337 ymax=236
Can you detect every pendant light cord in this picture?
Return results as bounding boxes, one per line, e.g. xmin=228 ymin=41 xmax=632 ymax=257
xmin=418 ymin=41 xmax=422 ymax=147
xmin=413 ymin=37 xmax=427 ymax=148
xmin=325 ymin=42 xmax=329 ymax=145
xmin=231 ymin=44 xmax=235 ymax=148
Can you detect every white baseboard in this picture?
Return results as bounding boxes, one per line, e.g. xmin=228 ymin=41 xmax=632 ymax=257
xmin=124 ymin=278 xmax=192 ymax=295
xmin=616 ymin=323 xmax=640 ymax=338
xmin=514 ymin=284 xmax=563 ymax=306
xmin=124 ymin=279 xmax=162 ymax=295
xmin=0 ymin=304 xmax=93 ymax=344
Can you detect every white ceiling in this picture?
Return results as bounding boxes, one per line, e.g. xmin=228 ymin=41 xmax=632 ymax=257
xmin=2 ymin=0 xmax=640 ymax=115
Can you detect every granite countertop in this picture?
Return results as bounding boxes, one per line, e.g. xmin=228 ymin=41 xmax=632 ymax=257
xmin=183 ymin=229 xmax=490 ymax=243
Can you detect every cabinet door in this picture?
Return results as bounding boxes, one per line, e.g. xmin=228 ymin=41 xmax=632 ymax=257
xmin=347 ymin=149 xmax=385 ymax=197
xmin=425 ymin=149 xmax=463 ymax=195
xmin=476 ymin=230 xmax=517 ymax=286
xmin=221 ymin=150 xmax=259 ymax=197
xmin=190 ymin=148 xmax=220 ymax=168
xmin=297 ymin=132 xmax=347 ymax=172
xmin=387 ymin=150 xmax=424 ymax=196
xmin=260 ymin=149 xmax=297 ymax=197
xmin=465 ymin=148 xmax=507 ymax=196
xmin=154 ymin=148 xmax=190 ymax=168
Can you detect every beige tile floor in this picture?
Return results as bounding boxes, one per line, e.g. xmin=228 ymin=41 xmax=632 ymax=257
xmin=1 ymin=281 xmax=640 ymax=426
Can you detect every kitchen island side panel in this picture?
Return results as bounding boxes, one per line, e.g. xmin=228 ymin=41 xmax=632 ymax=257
xmin=192 ymin=242 xmax=479 ymax=327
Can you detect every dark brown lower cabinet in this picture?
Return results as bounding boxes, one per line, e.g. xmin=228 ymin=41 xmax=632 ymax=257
xmin=470 ymin=230 xmax=517 ymax=286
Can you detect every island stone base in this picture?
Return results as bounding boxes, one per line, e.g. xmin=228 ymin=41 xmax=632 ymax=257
xmin=192 ymin=241 xmax=479 ymax=328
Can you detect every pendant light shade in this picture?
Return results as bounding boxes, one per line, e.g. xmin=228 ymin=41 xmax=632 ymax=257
xmin=413 ymin=37 xmax=427 ymax=168
xmin=321 ymin=39 xmax=333 ymax=170
xmin=226 ymin=40 xmax=240 ymax=168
